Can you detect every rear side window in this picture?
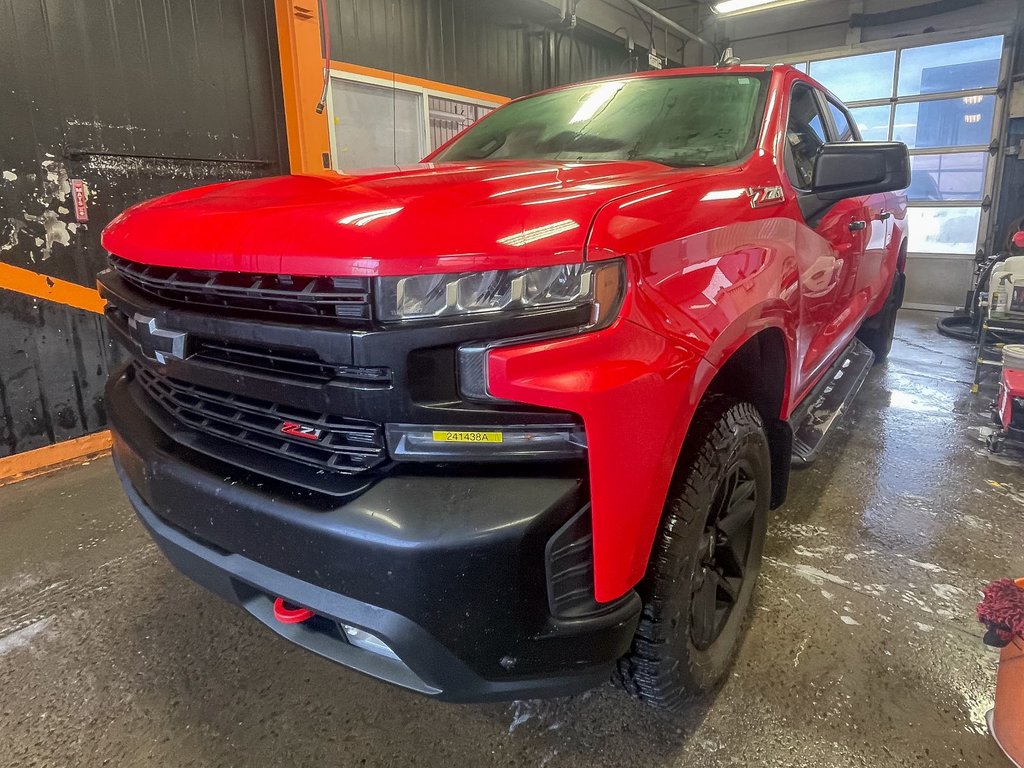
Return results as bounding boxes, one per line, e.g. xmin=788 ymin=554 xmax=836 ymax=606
xmin=826 ymin=100 xmax=856 ymax=142
xmin=786 ymin=84 xmax=829 ymax=189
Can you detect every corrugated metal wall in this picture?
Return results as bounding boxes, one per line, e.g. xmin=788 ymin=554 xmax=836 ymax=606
xmin=325 ymin=0 xmax=633 ymax=99
xmin=0 ymin=0 xmax=288 ymax=458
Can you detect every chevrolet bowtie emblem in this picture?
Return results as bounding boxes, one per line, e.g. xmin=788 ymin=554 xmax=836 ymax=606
xmin=128 ymin=313 xmax=188 ymax=364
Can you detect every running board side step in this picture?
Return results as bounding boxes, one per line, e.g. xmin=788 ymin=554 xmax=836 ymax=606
xmin=790 ymin=338 xmax=875 ymax=467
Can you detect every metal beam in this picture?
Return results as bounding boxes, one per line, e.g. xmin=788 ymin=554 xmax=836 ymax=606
xmin=621 ymin=0 xmax=720 ymax=58
xmin=534 ymin=0 xmax=690 ymax=64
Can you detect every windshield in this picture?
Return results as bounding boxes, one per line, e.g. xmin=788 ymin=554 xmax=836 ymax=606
xmin=432 ymin=74 xmax=769 ymax=169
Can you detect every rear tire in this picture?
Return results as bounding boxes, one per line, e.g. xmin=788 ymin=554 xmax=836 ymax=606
xmin=858 ymin=272 xmax=905 ymax=363
xmin=616 ymin=396 xmax=770 ymax=711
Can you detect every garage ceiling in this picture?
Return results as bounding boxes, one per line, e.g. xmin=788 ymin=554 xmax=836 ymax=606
xmin=529 ymin=0 xmax=1018 ymax=68
xmin=648 ymin=0 xmax=1019 ymax=60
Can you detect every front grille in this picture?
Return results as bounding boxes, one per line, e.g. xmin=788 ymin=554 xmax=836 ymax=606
xmin=110 ymin=255 xmax=373 ymax=325
xmin=134 ymin=364 xmax=386 ymax=475
xmin=190 ymin=338 xmax=392 ymax=388
xmin=104 ymin=304 xmax=391 ymax=388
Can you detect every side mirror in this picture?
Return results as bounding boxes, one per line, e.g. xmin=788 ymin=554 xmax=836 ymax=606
xmin=812 ymin=142 xmax=910 ymax=201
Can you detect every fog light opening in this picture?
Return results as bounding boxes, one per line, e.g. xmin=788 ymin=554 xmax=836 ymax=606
xmin=386 ymin=423 xmax=587 ymax=461
xmin=341 ymin=624 xmax=400 ymax=660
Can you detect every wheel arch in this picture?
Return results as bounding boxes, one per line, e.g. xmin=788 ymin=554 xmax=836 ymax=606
xmin=897 ymin=237 xmax=908 ymax=273
xmin=680 ymin=325 xmax=794 ymax=510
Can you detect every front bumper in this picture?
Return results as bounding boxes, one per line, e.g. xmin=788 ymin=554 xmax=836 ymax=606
xmin=109 ymin=368 xmax=640 ymax=701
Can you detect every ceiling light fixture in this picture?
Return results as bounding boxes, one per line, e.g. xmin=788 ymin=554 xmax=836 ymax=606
xmin=712 ymin=0 xmax=815 ymax=16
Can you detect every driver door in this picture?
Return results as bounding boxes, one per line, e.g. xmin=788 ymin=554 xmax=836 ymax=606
xmin=786 ymin=83 xmax=868 ymax=392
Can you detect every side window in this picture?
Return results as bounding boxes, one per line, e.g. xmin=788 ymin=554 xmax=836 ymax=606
xmin=786 ymin=85 xmax=829 ymax=189
xmin=826 ymin=100 xmax=856 ymax=142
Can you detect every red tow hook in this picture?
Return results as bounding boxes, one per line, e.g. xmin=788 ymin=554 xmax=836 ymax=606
xmin=273 ymin=597 xmax=315 ymax=624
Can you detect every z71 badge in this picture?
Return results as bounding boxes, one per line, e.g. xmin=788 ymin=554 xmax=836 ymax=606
xmin=278 ymin=421 xmax=325 ymax=441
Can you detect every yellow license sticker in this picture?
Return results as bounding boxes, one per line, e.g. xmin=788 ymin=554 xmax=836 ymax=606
xmin=432 ymin=430 xmax=504 ymax=444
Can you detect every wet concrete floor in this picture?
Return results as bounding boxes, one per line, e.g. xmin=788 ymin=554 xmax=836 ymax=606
xmin=0 ymin=310 xmax=1021 ymax=767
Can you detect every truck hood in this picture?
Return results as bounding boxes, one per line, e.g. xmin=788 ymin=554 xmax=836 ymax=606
xmin=102 ymin=160 xmax=710 ymax=276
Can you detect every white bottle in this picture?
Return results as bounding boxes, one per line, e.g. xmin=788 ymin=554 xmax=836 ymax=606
xmin=995 ymin=276 xmax=1013 ymax=314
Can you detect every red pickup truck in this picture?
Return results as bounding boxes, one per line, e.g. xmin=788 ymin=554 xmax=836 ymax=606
xmin=99 ymin=64 xmax=909 ymax=710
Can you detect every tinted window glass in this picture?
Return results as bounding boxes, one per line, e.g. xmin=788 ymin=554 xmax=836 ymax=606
xmin=849 ymin=105 xmax=891 ymax=142
xmin=826 ymin=101 xmax=855 ymax=141
xmin=433 ymin=75 xmax=768 ymax=169
xmin=786 ymin=85 xmax=828 ymax=189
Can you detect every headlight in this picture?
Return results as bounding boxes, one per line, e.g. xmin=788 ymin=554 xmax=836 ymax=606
xmin=375 ymin=260 xmax=625 ymax=326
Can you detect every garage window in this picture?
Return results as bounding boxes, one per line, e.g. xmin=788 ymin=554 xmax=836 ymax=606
xmin=429 ymin=95 xmax=493 ymax=151
xmin=327 ymin=71 xmax=499 ymax=172
xmin=331 ymin=78 xmax=426 ymax=169
xmin=789 ymin=34 xmax=1007 ymax=309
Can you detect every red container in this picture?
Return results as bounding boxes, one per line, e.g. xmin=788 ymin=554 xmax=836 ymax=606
xmin=990 ymin=578 xmax=1024 ymax=767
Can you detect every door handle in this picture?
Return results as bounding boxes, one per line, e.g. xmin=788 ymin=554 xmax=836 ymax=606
xmin=849 ymin=220 xmax=867 ymax=232
xmin=877 ymin=211 xmax=891 ymax=221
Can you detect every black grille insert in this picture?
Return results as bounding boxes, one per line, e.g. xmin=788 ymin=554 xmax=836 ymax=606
xmin=104 ymin=304 xmax=391 ymax=388
xmin=190 ymin=338 xmax=392 ymax=388
xmin=545 ymin=505 xmax=601 ymax=619
xmin=133 ymin=364 xmax=386 ymax=475
xmin=110 ymin=255 xmax=373 ymax=324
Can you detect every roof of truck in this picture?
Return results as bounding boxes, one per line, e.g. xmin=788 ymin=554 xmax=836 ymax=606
xmin=508 ymin=63 xmax=802 ymax=103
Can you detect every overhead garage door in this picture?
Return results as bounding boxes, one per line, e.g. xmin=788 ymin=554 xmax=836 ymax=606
xmin=786 ymin=34 xmax=1008 ymax=310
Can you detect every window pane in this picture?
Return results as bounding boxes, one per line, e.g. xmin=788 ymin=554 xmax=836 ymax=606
xmin=908 ymin=153 xmax=987 ymax=202
xmin=793 ymin=62 xmax=808 ymax=73
xmin=434 ymin=74 xmax=768 ymax=168
xmin=786 ymin=85 xmax=828 ymax=189
xmin=897 ymin=35 xmax=1003 ymax=96
xmin=826 ymin=101 xmax=854 ymax=141
xmin=809 ymin=51 xmax=895 ymax=103
xmin=892 ymin=95 xmax=995 ymax=148
xmin=429 ymin=95 xmax=492 ymax=151
xmin=849 ymin=105 xmax=890 ymax=141
xmin=331 ymin=79 xmax=425 ymax=170
xmin=907 ymin=206 xmax=981 ymax=254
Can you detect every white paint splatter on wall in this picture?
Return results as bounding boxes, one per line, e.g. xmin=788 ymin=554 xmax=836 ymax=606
xmin=1 ymin=159 xmax=83 ymax=261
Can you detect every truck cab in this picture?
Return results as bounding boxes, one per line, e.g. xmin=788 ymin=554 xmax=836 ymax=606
xmin=99 ymin=64 xmax=909 ymax=708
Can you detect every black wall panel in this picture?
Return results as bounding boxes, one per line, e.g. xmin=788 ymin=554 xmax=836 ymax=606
xmin=0 ymin=0 xmax=288 ymax=457
xmin=0 ymin=294 xmax=123 ymax=456
xmin=324 ymin=0 xmax=637 ymax=99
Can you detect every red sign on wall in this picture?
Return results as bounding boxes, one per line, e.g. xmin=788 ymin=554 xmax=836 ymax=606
xmin=71 ymin=179 xmax=89 ymax=222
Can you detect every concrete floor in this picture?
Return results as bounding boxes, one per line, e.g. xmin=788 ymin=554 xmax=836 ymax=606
xmin=1 ymin=310 xmax=1021 ymax=767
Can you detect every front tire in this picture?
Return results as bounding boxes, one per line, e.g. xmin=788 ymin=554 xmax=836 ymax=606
xmin=617 ymin=397 xmax=770 ymax=711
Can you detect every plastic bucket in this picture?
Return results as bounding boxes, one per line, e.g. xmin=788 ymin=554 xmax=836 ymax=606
xmin=990 ymin=577 xmax=1024 ymax=767
xmin=1003 ymin=345 xmax=1024 ymax=372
